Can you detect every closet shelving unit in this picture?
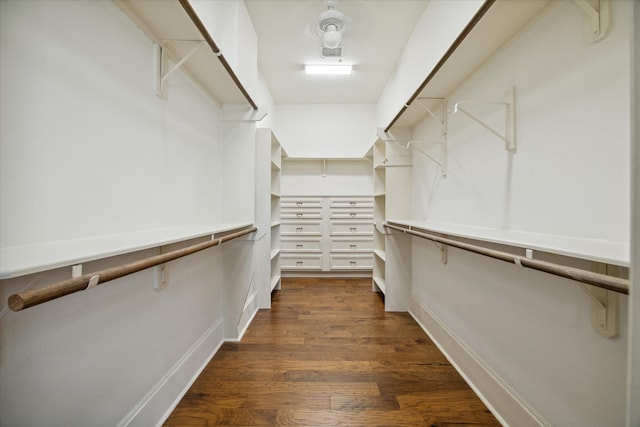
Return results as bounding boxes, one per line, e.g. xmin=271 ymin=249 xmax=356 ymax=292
xmin=270 ymin=135 xmax=286 ymax=292
xmin=384 ymin=0 xmax=550 ymax=131
xmin=256 ymin=128 xmax=286 ymax=299
xmin=376 ymin=0 xmax=552 ymax=311
xmin=371 ymin=136 xmax=412 ymax=297
xmin=379 ymin=0 xmax=629 ymax=323
xmin=114 ymin=0 xmax=258 ymax=108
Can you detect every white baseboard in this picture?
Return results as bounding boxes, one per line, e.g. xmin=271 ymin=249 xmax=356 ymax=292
xmin=281 ymin=271 xmax=372 ymax=278
xmin=117 ymin=317 xmax=225 ymax=427
xmin=409 ymin=298 xmax=549 ymax=427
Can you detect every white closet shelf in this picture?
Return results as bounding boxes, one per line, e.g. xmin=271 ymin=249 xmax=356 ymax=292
xmin=270 ymin=275 xmax=281 ymax=291
xmin=373 ymin=276 xmax=386 ymax=294
xmin=374 ymin=249 xmax=386 ymax=262
xmin=270 ymin=248 xmax=281 ymax=260
xmin=0 ymin=222 xmax=253 ymax=280
xmin=389 ymin=0 xmax=550 ymax=129
xmin=114 ymin=0 xmax=255 ymax=107
xmin=387 ymin=219 xmax=629 ymax=267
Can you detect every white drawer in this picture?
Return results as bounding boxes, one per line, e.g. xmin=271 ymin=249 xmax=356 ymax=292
xmin=281 ymin=198 xmax=323 ymax=208
xmin=282 ymin=254 xmax=323 ymax=270
xmin=330 ymin=221 xmax=373 ymax=235
xmin=330 ymin=197 xmax=373 ymax=208
xmin=330 ymin=254 xmax=373 ymax=270
xmin=281 ymin=210 xmax=322 ymax=220
xmin=330 ymin=208 xmax=373 ymax=219
xmin=281 ymin=239 xmax=323 ymax=252
xmin=330 ymin=238 xmax=373 ymax=252
xmin=281 ymin=222 xmax=322 ymax=235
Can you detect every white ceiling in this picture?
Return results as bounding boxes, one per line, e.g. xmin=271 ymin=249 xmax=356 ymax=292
xmin=244 ymin=0 xmax=429 ymax=105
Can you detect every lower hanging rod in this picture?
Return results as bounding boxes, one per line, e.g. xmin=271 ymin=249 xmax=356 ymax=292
xmin=384 ymin=222 xmax=629 ymax=295
xmin=8 ymin=226 xmax=257 ymax=312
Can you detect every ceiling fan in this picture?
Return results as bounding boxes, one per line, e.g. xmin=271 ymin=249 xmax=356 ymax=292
xmin=314 ymin=0 xmax=351 ymax=59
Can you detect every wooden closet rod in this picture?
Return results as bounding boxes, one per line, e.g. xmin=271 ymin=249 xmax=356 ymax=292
xmin=385 ymin=222 xmax=629 ymax=295
xmin=384 ymin=0 xmax=495 ymax=133
xmin=178 ymin=0 xmax=259 ymax=111
xmin=8 ymin=226 xmax=257 ymax=312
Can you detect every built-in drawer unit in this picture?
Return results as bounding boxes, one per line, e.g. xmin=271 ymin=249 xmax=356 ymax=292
xmin=280 ymin=196 xmax=374 ymax=274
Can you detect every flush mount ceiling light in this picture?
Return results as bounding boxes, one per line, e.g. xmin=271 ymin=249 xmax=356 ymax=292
xmin=305 ymin=64 xmax=352 ymax=75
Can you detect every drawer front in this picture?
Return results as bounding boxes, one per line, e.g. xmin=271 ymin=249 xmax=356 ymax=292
xmin=330 ymin=208 xmax=373 ymax=219
xmin=281 ymin=254 xmax=323 ymax=270
xmin=281 ymin=222 xmax=322 ymax=235
xmin=281 ymin=239 xmax=323 ymax=252
xmin=329 ymin=254 xmax=373 ymax=270
xmin=281 ymin=198 xmax=323 ymax=208
xmin=330 ymin=197 xmax=373 ymax=208
xmin=281 ymin=209 xmax=322 ymax=220
xmin=330 ymin=221 xmax=373 ymax=235
xmin=330 ymin=238 xmax=373 ymax=252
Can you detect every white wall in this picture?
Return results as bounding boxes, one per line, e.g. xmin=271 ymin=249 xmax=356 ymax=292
xmin=628 ymin=2 xmax=640 ymax=425
xmin=0 ymin=1 xmax=257 ymax=426
xmin=189 ymin=0 xmax=258 ymax=98
xmin=0 ymin=0 xmax=223 ymax=247
xmin=274 ymin=104 xmax=376 ymax=158
xmin=377 ymin=0 xmax=484 ymax=128
xmin=407 ymin=1 xmax=631 ymax=425
xmin=281 ymin=160 xmax=372 ymax=196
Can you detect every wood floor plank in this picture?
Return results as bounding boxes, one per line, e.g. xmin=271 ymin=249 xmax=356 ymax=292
xmin=164 ymin=278 xmax=500 ymax=426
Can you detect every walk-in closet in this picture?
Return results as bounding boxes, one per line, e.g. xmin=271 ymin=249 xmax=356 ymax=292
xmin=1 ymin=1 xmax=638 ymax=426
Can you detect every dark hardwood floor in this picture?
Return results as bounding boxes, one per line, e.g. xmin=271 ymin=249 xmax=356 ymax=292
xmin=164 ymin=278 xmax=500 ymax=426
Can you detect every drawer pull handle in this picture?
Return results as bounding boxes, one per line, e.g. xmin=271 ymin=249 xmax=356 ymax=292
xmin=350 ymin=227 xmax=357 ymax=232
xmin=296 ymin=202 xmax=303 ymax=206
xmin=349 ymin=202 xmax=356 ymax=206
xmin=296 ymin=261 xmax=303 ymax=265
xmin=350 ymin=213 xmax=356 ymax=217
xmin=350 ymin=244 xmax=357 ymax=249
xmin=350 ymin=261 xmax=357 ymax=266
xmin=296 ymin=213 xmax=303 ymax=217
xmin=296 ymin=244 xmax=303 ymax=249
xmin=296 ymin=227 xmax=303 ymax=232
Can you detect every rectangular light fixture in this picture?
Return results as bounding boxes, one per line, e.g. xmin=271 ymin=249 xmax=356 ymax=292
xmin=305 ymin=65 xmax=352 ymax=75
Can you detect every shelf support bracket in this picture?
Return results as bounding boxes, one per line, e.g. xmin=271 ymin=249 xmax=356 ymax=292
xmin=222 ymin=104 xmax=268 ymax=122
xmin=432 ymin=242 xmax=448 ymax=264
xmin=579 ymin=284 xmax=618 ymax=338
xmin=153 ymin=40 xmax=204 ymax=98
xmin=154 ymin=246 xmax=168 ymax=291
xmin=573 ymin=0 xmax=611 ymax=42
xmin=451 ymin=86 xmax=516 ymax=151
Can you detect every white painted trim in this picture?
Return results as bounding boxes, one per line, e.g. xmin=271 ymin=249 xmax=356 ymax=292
xmin=409 ymin=298 xmax=550 ymax=427
xmin=282 ymin=271 xmax=372 ymax=278
xmin=117 ymin=317 xmax=225 ymax=427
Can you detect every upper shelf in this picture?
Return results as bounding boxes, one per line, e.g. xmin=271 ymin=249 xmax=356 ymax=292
xmin=0 ymin=222 xmax=253 ymax=280
xmin=114 ymin=0 xmax=257 ymax=108
xmin=387 ymin=0 xmax=550 ymax=130
xmin=387 ymin=219 xmax=629 ymax=267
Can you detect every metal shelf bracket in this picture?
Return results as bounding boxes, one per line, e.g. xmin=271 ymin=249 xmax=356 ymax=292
xmin=405 ymin=98 xmax=448 ymax=177
xmin=153 ymin=40 xmax=205 ymax=98
xmin=451 ymin=86 xmax=516 ymax=151
xmin=573 ymin=0 xmax=611 ymax=42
